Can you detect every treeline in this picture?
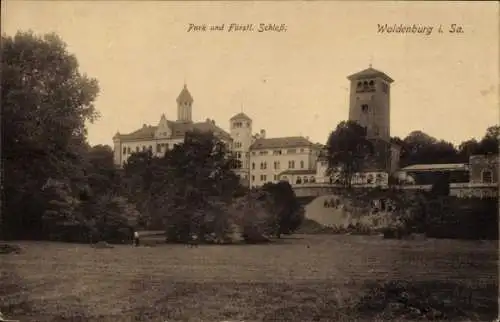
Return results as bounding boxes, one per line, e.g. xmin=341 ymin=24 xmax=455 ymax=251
xmin=392 ymin=127 xmax=498 ymax=167
xmin=0 ymin=31 xmax=304 ymax=243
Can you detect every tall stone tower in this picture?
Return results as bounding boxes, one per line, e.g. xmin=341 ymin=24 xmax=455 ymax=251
xmin=176 ymin=84 xmax=193 ymax=123
xmin=347 ymin=66 xmax=400 ymax=173
xmin=230 ymin=112 xmax=253 ymax=185
xmin=347 ymin=66 xmax=394 ymax=141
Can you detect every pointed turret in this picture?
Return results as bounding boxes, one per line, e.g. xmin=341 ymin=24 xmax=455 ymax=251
xmin=177 ymin=84 xmax=193 ymax=122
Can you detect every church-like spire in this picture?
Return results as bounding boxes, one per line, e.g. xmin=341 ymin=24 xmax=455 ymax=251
xmin=177 ymin=83 xmax=193 ymax=122
xmin=176 ymin=84 xmax=193 ymax=104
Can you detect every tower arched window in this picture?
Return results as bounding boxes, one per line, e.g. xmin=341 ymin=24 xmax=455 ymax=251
xmin=482 ymin=169 xmax=493 ymax=183
xmin=369 ymin=80 xmax=374 ymax=86
xmin=357 ymin=82 xmax=362 ymax=88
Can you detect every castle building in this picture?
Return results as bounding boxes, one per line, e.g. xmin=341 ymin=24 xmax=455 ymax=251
xmin=249 ymin=135 xmax=322 ymax=188
xmin=112 ymin=85 xmax=232 ymax=167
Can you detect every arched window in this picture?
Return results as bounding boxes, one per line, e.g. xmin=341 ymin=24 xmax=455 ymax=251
xmin=310 ymin=176 xmax=316 ymax=183
xmin=369 ymin=80 xmax=374 ymax=87
xmin=357 ymin=82 xmax=362 ymax=88
xmin=296 ymin=177 xmax=302 ymax=184
xmin=304 ymin=176 xmax=309 ymax=183
xmin=482 ymin=170 xmax=493 ymax=183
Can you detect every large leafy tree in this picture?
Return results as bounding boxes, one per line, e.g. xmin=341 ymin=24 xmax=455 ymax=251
xmin=326 ymin=121 xmax=373 ymax=188
xmin=1 ymin=31 xmax=99 ymax=239
xmin=122 ymin=130 xmax=245 ymax=242
xmin=261 ymin=181 xmax=304 ymax=238
xmin=399 ymin=131 xmax=459 ymax=166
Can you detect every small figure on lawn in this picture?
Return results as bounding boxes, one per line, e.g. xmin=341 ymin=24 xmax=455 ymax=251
xmin=133 ymin=231 xmax=140 ymax=247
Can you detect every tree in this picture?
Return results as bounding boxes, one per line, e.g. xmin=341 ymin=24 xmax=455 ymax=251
xmin=400 ymin=131 xmax=459 ymax=166
xmin=261 ymin=181 xmax=304 ymax=237
xmin=121 ymin=130 xmax=245 ymax=242
xmin=1 ymin=31 xmax=99 ymax=239
xmin=326 ymin=121 xmax=373 ymax=188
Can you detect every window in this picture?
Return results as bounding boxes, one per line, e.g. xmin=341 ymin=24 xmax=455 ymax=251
xmin=310 ymin=176 xmax=316 ymax=183
xmin=273 ymin=150 xmax=282 ymax=155
xmin=357 ymin=81 xmax=362 ymax=88
xmin=361 ymin=104 xmax=369 ymax=112
xmin=289 ymin=160 xmax=295 ymax=169
xmin=300 ymin=148 xmax=305 ymax=153
xmin=260 ymin=174 xmax=267 ymax=181
xmin=274 ymin=161 xmax=280 ymax=170
xmin=382 ymin=83 xmax=388 ymax=93
xmin=122 ymin=147 xmax=127 ymax=155
xmin=252 ymin=175 xmax=255 ymax=182
xmin=136 ymin=146 xmax=140 ymax=152
xmin=300 ymin=160 xmax=304 ymax=169
xmin=156 ymin=144 xmax=161 ymax=153
xmin=127 ymin=147 xmax=131 ymax=153
xmin=234 ymin=141 xmax=242 ymax=149
xmin=274 ymin=175 xmax=278 ymax=181
xmin=303 ymin=176 xmax=309 ymax=183
xmin=296 ymin=177 xmax=302 ymax=184
xmin=252 ymin=162 xmax=255 ymax=170
xmin=482 ymin=170 xmax=493 ymax=183
xmin=142 ymin=146 xmax=146 ymax=151
xmin=148 ymin=145 xmax=153 ymax=151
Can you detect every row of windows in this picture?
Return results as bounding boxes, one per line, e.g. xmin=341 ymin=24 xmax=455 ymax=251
xmin=356 ymin=80 xmax=389 ymax=94
xmin=251 ymin=174 xmax=281 ymax=182
xmin=252 ymin=148 xmax=306 ymax=156
xmin=232 ymin=121 xmax=251 ymax=128
xmin=122 ymin=143 xmax=172 ymax=155
xmin=281 ymin=176 xmax=316 ymax=184
xmin=251 ymin=160 xmax=305 ymax=170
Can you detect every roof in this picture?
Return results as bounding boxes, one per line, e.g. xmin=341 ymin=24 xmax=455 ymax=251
xmin=400 ymin=163 xmax=469 ymax=172
xmin=176 ymin=84 xmax=193 ymax=103
xmin=230 ymin=112 xmax=252 ymax=121
xmin=278 ymin=169 xmax=317 ymax=176
xmin=347 ymin=67 xmax=394 ymax=83
xmin=250 ymin=136 xmax=315 ymax=150
xmin=116 ymin=119 xmax=231 ymax=141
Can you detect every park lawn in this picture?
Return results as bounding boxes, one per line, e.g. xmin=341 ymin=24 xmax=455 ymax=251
xmin=1 ymin=235 xmax=498 ymax=321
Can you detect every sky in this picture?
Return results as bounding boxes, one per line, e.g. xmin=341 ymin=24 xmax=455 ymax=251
xmin=2 ymin=1 xmax=499 ymax=147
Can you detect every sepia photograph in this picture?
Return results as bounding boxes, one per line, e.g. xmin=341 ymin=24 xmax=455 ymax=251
xmin=1 ymin=1 xmax=499 ymax=321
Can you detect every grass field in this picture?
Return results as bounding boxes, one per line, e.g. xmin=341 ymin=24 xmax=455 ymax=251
xmin=1 ymin=235 xmax=498 ymax=321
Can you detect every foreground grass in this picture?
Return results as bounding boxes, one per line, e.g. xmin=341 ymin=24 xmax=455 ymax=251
xmin=1 ymin=235 xmax=498 ymax=321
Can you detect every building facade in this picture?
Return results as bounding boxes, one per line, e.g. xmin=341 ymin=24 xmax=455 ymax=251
xmin=113 ymin=85 xmax=232 ymax=167
xmin=250 ymin=136 xmax=322 ymax=188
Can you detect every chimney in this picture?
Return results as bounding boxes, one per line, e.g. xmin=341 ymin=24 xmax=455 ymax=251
xmin=260 ymin=129 xmax=266 ymax=139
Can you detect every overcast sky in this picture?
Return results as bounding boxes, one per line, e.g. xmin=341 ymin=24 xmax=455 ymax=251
xmin=2 ymin=1 xmax=498 ymax=147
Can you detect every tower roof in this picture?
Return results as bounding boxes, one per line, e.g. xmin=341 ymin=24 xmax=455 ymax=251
xmin=176 ymin=84 xmax=193 ymax=103
xmin=230 ymin=112 xmax=252 ymax=121
xmin=347 ymin=67 xmax=394 ymax=83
